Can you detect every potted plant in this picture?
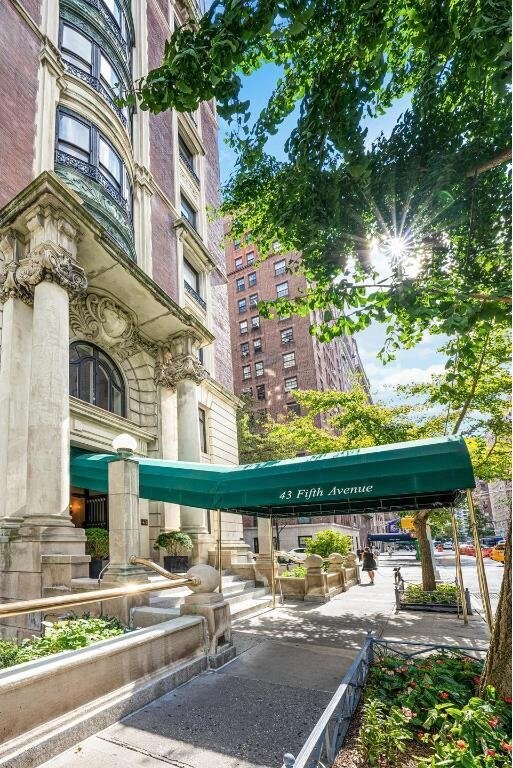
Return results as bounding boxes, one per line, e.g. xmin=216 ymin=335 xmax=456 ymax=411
xmin=85 ymin=528 xmax=109 ymax=580
xmin=153 ymin=531 xmax=193 ymax=573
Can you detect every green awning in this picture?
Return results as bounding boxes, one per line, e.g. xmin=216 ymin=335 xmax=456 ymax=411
xmin=70 ymin=436 xmax=474 ymax=517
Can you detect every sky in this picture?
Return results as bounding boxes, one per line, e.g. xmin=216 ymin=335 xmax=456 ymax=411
xmin=218 ymin=65 xmax=444 ymax=400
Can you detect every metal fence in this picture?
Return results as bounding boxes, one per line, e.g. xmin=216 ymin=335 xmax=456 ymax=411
xmin=282 ymin=635 xmax=488 ymax=768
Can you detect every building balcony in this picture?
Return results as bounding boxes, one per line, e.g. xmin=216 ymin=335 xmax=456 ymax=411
xmin=184 ymin=280 xmax=207 ymax=311
xmin=63 ymin=62 xmax=129 ymax=130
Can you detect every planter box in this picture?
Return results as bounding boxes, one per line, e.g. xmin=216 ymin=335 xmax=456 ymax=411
xmin=163 ymin=555 xmax=189 ymax=573
xmin=399 ymin=602 xmax=461 ymax=613
xmin=88 ymin=559 xmax=109 ymax=580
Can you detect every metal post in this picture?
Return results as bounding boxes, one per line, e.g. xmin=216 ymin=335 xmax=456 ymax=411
xmin=466 ymin=489 xmax=493 ymax=631
xmin=217 ymin=509 xmax=223 ymax=595
xmin=269 ymin=516 xmax=276 ymax=608
xmin=451 ymin=507 xmax=468 ymax=625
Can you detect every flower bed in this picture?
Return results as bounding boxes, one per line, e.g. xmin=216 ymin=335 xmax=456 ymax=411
xmin=398 ymin=583 xmax=469 ymax=614
xmin=335 ymin=651 xmax=512 ymax=768
xmin=0 ymin=616 xmax=126 ymax=669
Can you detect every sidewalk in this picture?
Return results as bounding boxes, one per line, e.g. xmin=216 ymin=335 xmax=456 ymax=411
xmin=40 ymin=568 xmax=489 ymax=768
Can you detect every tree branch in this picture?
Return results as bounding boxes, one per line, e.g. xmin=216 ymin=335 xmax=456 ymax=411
xmin=466 ymin=146 xmax=512 ymax=177
xmin=452 ymin=326 xmax=492 ymax=434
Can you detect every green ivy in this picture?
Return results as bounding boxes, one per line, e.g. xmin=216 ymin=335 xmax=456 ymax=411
xmin=402 ymin=583 xmax=460 ymax=605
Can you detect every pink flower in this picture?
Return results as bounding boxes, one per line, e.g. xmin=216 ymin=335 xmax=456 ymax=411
xmin=456 ymin=740 xmax=468 ymax=750
xmin=473 ymin=676 xmax=481 ymax=684
xmin=501 ymin=742 xmax=512 ymax=751
xmin=488 ymin=717 xmax=499 ymax=728
xmin=417 ymin=731 xmax=425 ymax=740
xmin=503 ymin=697 xmax=512 ymax=704
xmin=436 ymin=660 xmax=444 ymax=665
xmin=439 ymin=691 xmax=449 ymax=699
xmin=409 ymin=681 xmax=416 ymax=688
xmin=485 ymin=750 xmax=496 ymax=757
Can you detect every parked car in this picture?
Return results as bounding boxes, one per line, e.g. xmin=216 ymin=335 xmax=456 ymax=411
xmin=288 ymin=547 xmax=307 ymax=561
xmin=459 ymin=544 xmax=475 ymax=556
xmin=491 ymin=543 xmax=505 ymax=563
xmin=442 ymin=541 xmax=453 ymax=550
xmin=481 ymin=546 xmax=493 ymax=558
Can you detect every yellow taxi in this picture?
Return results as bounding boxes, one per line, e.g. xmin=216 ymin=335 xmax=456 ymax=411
xmin=491 ymin=543 xmax=505 ymax=563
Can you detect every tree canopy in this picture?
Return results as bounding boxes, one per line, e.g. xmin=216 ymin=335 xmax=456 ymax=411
xmin=132 ymin=0 xmax=511 ymax=360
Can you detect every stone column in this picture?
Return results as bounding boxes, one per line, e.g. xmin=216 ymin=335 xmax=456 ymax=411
xmin=0 ymin=233 xmax=32 ymax=526
xmin=19 ymin=212 xmax=87 ymax=545
xmin=305 ymin=554 xmax=329 ymax=602
xmin=155 ymin=331 xmax=210 ymax=563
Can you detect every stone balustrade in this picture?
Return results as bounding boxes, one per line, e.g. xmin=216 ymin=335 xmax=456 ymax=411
xmin=276 ymin=552 xmax=360 ymax=602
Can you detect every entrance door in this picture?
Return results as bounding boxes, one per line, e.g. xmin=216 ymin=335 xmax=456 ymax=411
xmin=84 ymin=494 xmax=109 ymax=529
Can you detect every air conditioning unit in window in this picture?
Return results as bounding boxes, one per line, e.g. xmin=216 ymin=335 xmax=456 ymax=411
xmin=241 ymin=351 xmax=249 ymax=357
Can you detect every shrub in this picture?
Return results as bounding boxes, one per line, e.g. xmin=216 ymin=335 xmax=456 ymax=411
xmin=0 ymin=617 xmax=126 ymax=669
xmin=280 ymin=565 xmax=307 ymax=578
xmin=305 ymin=529 xmax=351 ymax=558
xmin=359 ymin=697 xmax=412 ymax=766
xmin=402 ymin=583 xmax=459 ymax=605
xmin=85 ymin=528 xmax=109 ymax=560
xmin=153 ymin=530 xmax=193 ymax=556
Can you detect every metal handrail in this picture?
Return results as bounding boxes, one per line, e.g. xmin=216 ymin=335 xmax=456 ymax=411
xmin=0 ymin=559 xmax=200 ymax=619
xmin=129 ymin=555 xmax=191 ymax=581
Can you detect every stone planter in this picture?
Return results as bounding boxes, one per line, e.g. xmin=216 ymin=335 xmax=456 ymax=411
xmin=88 ymin=558 xmax=109 ymax=580
xmin=164 ymin=555 xmax=189 ymax=573
xmin=397 ymin=589 xmax=472 ymax=614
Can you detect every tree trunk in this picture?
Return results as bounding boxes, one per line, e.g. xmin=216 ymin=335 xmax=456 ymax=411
xmin=480 ymin=514 xmax=511 ymax=698
xmin=414 ymin=511 xmax=436 ymax=591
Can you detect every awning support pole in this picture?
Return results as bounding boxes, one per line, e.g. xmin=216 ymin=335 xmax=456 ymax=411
xmin=269 ymin=516 xmax=276 ymax=608
xmin=466 ymin=489 xmax=493 ymax=631
xmin=451 ymin=506 xmax=468 ymax=625
xmin=217 ymin=509 xmax=222 ymax=595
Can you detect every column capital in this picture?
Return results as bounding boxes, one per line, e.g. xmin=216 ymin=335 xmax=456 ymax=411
xmin=1 ymin=208 xmax=87 ymax=300
xmin=155 ymin=330 xmax=208 ymax=390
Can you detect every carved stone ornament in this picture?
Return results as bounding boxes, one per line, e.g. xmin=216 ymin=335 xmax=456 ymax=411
xmin=70 ymin=292 xmax=158 ymax=361
xmin=155 ymin=354 xmax=208 ymax=390
xmin=1 ymin=243 xmax=87 ymax=300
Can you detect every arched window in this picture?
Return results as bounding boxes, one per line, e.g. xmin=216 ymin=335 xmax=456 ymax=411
xmin=70 ymin=342 xmax=125 ymax=417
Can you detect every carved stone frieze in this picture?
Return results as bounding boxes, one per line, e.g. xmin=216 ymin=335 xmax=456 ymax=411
xmin=69 ymin=292 xmax=158 ymax=361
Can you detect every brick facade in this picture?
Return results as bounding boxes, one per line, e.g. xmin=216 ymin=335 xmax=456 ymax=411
xmin=0 ymin=0 xmax=40 ymax=208
xmin=225 ymin=235 xmax=369 ymax=420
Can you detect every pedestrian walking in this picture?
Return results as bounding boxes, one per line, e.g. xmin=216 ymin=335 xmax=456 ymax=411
xmin=356 ymin=547 xmax=363 ymax=562
xmin=362 ymin=546 xmax=377 ymax=584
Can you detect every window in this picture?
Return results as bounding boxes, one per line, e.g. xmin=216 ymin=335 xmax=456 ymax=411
xmin=61 ymin=24 xmax=93 ymax=73
xmin=181 ymin=195 xmax=197 ymax=229
xmin=283 ymin=351 xmax=296 ymax=368
xmin=179 ymin=135 xmax=195 ymax=175
xmin=238 ymin=298 xmax=247 ymax=313
xmin=239 ymin=320 xmax=248 ymax=334
xmin=287 ymin=402 xmax=300 ymax=415
xmin=255 ymin=361 xmax=264 ymax=377
xmin=241 ymin=342 xmax=249 ymax=357
xmin=298 ymin=535 xmax=312 ymax=546
xmin=249 ymin=293 xmax=258 ymax=308
xmin=242 ymin=365 xmax=251 ymax=380
xmin=103 ymin=0 xmax=131 ymax=49
xmin=234 ymin=239 xmax=241 ymax=249
xmin=253 ymin=537 xmax=259 ymax=554
xmin=56 ymin=109 xmax=132 ymax=212
xmin=274 ymin=259 xmax=286 ymax=276
xmin=236 ymin=277 xmax=245 ymax=292
xmin=246 ymin=251 xmax=255 ymax=265
xmin=242 ymin=387 xmax=253 ymax=396
xmin=248 ymin=271 xmax=257 ymax=287
xmin=281 ymin=327 xmax=294 ymax=344
xmin=69 ymin=341 xmax=125 ymax=416
xmin=253 ymin=337 xmax=262 ymax=353
xmin=284 ymin=376 xmax=298 ymax=391
xmin=59 ymin=24 xmax=129 ymax=126
xmin=256 ymin=384 xmax=265 ymax=401
xmin=276 ymin=281 xmax=289 ymax=298
xmin=183 ymin=258 xmax=200 ymax=294
xmin=198 ymin=407 xmax=208 ymax=453
xmin=251 ymin=316 xmax=260 ymax=330
xmin=235 ymin=257 xmax=243 ymax=271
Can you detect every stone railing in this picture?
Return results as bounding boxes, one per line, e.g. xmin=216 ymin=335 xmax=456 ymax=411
xmin=277 ymin=553 xmax=360 ymax=603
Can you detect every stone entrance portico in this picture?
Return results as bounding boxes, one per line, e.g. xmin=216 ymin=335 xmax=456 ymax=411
xmin=0 ymin=173 xmax=248 ymax=638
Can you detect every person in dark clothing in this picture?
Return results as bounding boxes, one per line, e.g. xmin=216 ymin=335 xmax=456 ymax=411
xmin=361 ymin=546 xmax=377 ymax=584
xmin=356 ymin=548 xmax=363 ymax=562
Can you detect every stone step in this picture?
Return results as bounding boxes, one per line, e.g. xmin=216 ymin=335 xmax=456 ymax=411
xmin=230 ymin=595 xmax=273 ymax=621
xmin=131 ymin=606 xmax=180 ymax=628
xmin=151 ymin=580 xmax=259 ymax=609
xmin=224 ymin=586 xmax=268 ymax=605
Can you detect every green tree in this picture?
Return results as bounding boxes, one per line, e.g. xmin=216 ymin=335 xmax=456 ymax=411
xmin=305 ymin=529 xmax=352 ymax=558
xmin=130 ymin=0 xmax=511 ymax=364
